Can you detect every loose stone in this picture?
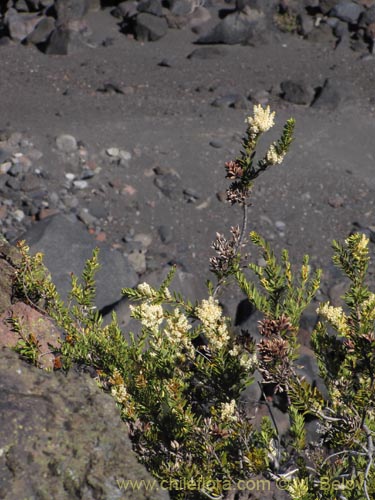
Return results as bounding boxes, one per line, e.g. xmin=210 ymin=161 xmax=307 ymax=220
xmin=56 ymin=134 xmax=78 ymax=153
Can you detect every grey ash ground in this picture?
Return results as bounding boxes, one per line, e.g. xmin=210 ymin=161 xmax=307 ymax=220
xmin=1 ymin=0 xmax=375 ymax=314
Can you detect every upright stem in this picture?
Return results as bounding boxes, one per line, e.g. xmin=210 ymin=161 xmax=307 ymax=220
xmin=212 ymin=203 xmax=248 ymax=299
xmin=238 ymin=203 xmax=248 ymax=251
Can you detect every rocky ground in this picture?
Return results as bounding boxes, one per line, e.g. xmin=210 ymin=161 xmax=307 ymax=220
xmin=1 ymin=0 xmax=375 ymax=311
xmin=1 ymin=0 xmax=375 ymax=497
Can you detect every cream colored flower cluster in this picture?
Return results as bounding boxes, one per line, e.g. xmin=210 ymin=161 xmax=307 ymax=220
xmin=130 ymin=302 xmax=164 ymax=330
xmin=349 ymin=233 xmax=369 ymax=262
xmin=246 ymin=104 xmax=275 ymax=135
xmin=229 ymin=344 xmax=257 ymax=371
xmin=111 ymin=383 xmax=129 ymax=405
xmin=136 ymin=282 xmax=158 ymax=299
xmin=195 ymin=296 xmax=230 ymax=350
xmin=239 ymin=352 xmax=257 ymax=370
xmin=266 ymin=143 xmax=286 ymax=165
xmin=136 ymin=282 xmax=172 ymax=300
xmin=318 ymin=302 xmax=350 ymax=336
xmin=220 ymin=399 xmax=238 ymax=422
xmin=164 ymin=308 xmax=195 ymax=358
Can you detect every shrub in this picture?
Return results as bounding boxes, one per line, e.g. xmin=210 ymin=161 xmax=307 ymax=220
xmin=12 ymin=105 xmax=375 ymax=500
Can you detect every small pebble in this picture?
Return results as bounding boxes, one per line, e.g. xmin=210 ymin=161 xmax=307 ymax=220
xmin=127 ymin=249 xmax=147 ymax=274
xmin=73 ymin=180 xmax=89 ymax=190
xmin=119 ymin=150 xmax=132 ymax=161
xmin=56 ymin=134 xmax=78 ymax=153
xmin=209 ymin=140 xmax=223 ymax=149
xmin=158 ymin=225 xmax=173 ymax=244
xmin=275 ymin=220 xmax=286 ymax=231
xmin=13 ymin=209 xmax=25 ymax=222
xmin=81 ymin=168 xmax=95 ymax=180
xmin=77 ymin=208 xmax=97 ymax=227
xmin=106 ymin=147 xmax=120 ymax=157
xmin=65 ymin=172 xmax=76 ymax=181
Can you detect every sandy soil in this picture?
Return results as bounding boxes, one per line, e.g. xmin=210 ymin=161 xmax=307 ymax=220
xmin=1 ymin=6 xmax=375 ymax=298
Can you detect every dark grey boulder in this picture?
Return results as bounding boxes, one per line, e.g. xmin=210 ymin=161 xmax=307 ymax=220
xmin=4 ymin=8 xmax=40 ymax=41
xmin=311 ymin=78 xmax=342 ymax=110
xmin=137 ymin=0 xmax=163 ymax=17
xmin=196 ymin=9 xmax=266 ymax=45
xmin=167 ymin=0 xmax=196 ymax=16
xmin=25 ymin=15 xmax=55 ymax=44
xmin=211 ymin=93 xmax=248 ymax=109
xmin=18 ymin=214 xmax=138 ymax=311
xmin=329 ymin=0 xmax=364 ymax=24
xmin=134 ymin=12 xmax=168 ymax=41
xmin=153 ymin=169 xmax=182 ymax=200
xmin=54 ymin=0 xmax=90 ymax=25
xmin=280 ymin=79 xmax=315 ymax=105
xmin=44 ymin=27 xmax=87 ymax=54
xmin=319 ymin=0 xmax=339 ymax=15
xmin=0 ymin=347 xmax=169 ymax=500
xmin=359 ymin=5 xmax=375 ymax=28
xmin=297 ymin=12 xmax=315 ymax=36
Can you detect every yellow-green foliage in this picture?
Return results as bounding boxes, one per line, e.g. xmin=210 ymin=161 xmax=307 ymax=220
xmin=11 ymin=107 xmax=375 ymax=500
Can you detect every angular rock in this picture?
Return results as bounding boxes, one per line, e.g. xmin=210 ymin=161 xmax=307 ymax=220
xmin=115 ymin=1 xmax=139 ymax=19
xmin=45 ymin=27 xmax=88 ymax=55
xmin=158 ymin=224 xmax=173 ymax=243
xmin=297 ymin=12 xmax=315 ymax=36
xmin=4 ymin=8 xmax=41 ymax=42
xmin=167 ymin=0 xmax=196 ymax=16
xmin=134 ymin=12 xmax=168 ymax=41
xmin=307 ymin=21 xmax=336 ymax=43
xmin=154 ymin=170 xmax=182 ymax=200
xmin=359 ymin=5 xmax=375 ymax=27
xmin=197 ymin=10 xmax=267 ymax=45
xmin=137 ymin=0 xmax=163 ymax=17
xmin=319 ymin=0 xmax=339 ymax=14
xmin=329 ymin=0 xmax=364 ymax=24
xmin=211 ymin=93 xmax=248 ymax=109
xmin=189 ymin=6 xmax=212 ymax=33
xmin=25 ymin=15 xmax=55 ymax=45
xmin=311 ymin=78 xmax=341 ymax=110
xmin=54 ymin=0 xmax=90 ymax=25
xmin=18 ymin=214 xmax=138 ymax=311
xmin=280 ymin=79 xmax=315 ymax=105
xmin=0 ymin=347 xmax=169 ymax=500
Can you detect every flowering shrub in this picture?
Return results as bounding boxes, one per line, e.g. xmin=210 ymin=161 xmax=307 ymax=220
xmin=12 ymin=105 xmax=375 ymax=499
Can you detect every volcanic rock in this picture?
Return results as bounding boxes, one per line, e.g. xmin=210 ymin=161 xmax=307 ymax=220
xmin=134 ymin=12 xmax=168 ymax=41
xmin=0 ymin=347 xmax=169 ymax=500
xmin=196 ymin=9 xmax=267 ymax=45
xmin=19 ymin=214 xmax=138 ymax=312
xmin=329 ymin=0 xmax=364 ymax=24
xmin=280 ymin=79 xmax=315 ymax=105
